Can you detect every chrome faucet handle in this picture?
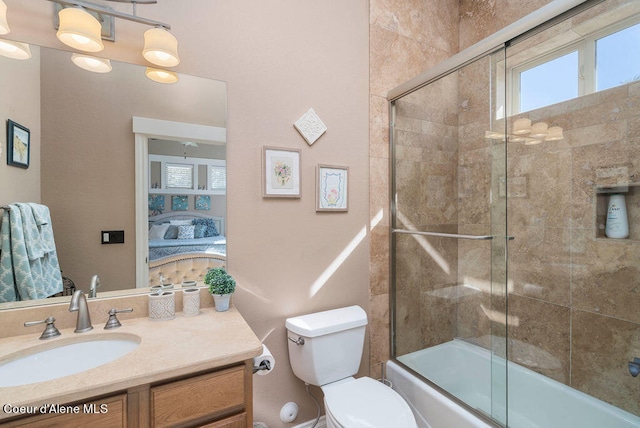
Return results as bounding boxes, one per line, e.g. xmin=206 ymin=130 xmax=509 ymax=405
xmin=24 ymin=316 xmax=61 ymax=340
xmin=104 ymin=308 xmax=134 ymax=330
xmin=89 ymin=274 xmax=101 ymax=298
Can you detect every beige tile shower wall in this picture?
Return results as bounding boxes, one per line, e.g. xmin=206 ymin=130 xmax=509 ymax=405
xmin=455 ymin=54 xmax=500 ymax=345
xmin=393 ymin=79 xmax=460 ymax=354
xmin=369 ymin=0 xmax=459 ymax=375
xmin=457 ymin=1 xmax=640 ymax=415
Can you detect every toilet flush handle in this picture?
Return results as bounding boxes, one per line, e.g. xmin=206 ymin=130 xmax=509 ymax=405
xmin=288 ymin=336 xmax=305 ymax=346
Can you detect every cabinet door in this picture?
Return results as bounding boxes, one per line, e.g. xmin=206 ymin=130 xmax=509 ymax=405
xmin=3 ymin=394 xmax=127 ymax=428
xmin=151 ymin=365 xmax=245 ymax=428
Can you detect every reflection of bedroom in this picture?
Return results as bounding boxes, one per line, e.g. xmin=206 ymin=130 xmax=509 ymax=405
xmin=147 ymin=139 xmax=226 ymax=285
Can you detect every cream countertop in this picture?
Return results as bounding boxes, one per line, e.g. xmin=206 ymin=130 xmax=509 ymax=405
xmin=0 ymin=305 xmax=262 ymax=420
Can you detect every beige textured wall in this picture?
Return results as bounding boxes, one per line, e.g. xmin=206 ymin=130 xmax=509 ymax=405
xmin=0 ymin=47 xmax=41 ymax=208
xmin=2 ymin=1 xmax=370 ymax=426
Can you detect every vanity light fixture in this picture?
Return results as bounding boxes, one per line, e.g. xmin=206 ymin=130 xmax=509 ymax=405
xmin=145 ymin=67 xmax=178 ymax=84
xmin=56 ymin=6 xmax=104 ymax=52
xmin=523 ymin=137 xmax=543 ymax=145
xmin=0 ymin=0 xmax=10 ymax=35
xmin=529 ymin=122 xmax=549 ymax=138
xmin=44 ymin=0 xmax=178 ymax=66
xmin=142 ymin=26 xmax=179 ymax=67
xmin=71 ymin=53 xmax=112 ymax=73
xmin=0 ymin=39 xmax=32 ymax=60
xmin=544 ymin=126 xmax=564 ymax=141
xmin=484 ymin=118 xmax=564 ymax=144
xmin=512 ymin=118 xmax=532 ymax=135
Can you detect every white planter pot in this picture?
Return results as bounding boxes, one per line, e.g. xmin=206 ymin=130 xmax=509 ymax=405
xmin=211 ymin=293 xmax=231 ymax=312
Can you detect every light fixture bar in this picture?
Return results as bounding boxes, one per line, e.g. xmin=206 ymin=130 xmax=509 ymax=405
xmin=46 ymin=0 xmax=171 ymax=29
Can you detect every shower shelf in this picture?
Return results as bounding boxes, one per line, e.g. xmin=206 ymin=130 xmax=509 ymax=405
xmin=594 ymin=183 xmax=639 ymax=242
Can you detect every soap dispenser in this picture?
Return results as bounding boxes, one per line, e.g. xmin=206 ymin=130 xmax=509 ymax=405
xmin=605 ymin=193 xmax=629 ymax=239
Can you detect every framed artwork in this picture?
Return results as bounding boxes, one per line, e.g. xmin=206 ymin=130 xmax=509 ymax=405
xmin=316 ymin=164 xmax=348 ymax=212
xmin=195 ymin=195 xmax=211 ymax=210
xmin=148 ymin=194 xmax=165 ymax=216
xmin=262 ymin=146 xmax=301 ymax=198
xmin=171 ymin=195 xmax=189 ymax=211
xmin=7 ymin=120 xmax=30 ymax=168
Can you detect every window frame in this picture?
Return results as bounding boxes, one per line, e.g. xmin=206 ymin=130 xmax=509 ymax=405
xmin=149 ymin=154 xmax=226 ymax=195
xmin=508 ymin=13 xmax=640 ymax=116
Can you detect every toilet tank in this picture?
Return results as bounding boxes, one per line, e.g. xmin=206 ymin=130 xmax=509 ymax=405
xmin=285 ymin=305 xmax=368 ymax=386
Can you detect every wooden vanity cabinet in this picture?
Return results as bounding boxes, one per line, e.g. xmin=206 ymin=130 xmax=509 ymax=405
xmin=148 ymin=363 xmax=251 ymax=428
xmin=3 ymin=360 xmax=253 ymax=428
xmin=0 ymin=394 xmax=128 ymax=427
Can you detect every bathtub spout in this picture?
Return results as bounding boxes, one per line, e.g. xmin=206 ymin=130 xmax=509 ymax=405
xmin=629 ymin=358 xmax=640 ymax=377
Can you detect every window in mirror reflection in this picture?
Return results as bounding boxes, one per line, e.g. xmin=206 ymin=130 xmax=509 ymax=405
xmin=166 ymin=163 xmax=194 ymax=189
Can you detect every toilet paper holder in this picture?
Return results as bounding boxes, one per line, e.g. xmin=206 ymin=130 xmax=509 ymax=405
xmin=253 ymin=359 xmax=271 ymax=374
xmin=252 ymin=344 xmax=276 ymax=375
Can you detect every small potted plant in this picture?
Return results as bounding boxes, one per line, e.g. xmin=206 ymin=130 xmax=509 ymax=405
xmin=204 ymin=267 xmax=236 ymax=312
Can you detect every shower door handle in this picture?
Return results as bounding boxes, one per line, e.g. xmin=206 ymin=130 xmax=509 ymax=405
xmin=392 ymin=229 xmax=494 ymax=240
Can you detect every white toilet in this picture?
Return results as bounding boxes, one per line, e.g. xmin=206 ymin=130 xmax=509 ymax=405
xmin=285 ymin=305 xmax=417 ymax=428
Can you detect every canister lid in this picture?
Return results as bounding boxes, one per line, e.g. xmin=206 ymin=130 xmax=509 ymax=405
xmin=285 ymin=305 xmax=367 ymax=337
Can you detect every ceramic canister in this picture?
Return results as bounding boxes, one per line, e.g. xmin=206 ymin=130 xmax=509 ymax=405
xmin=183 ymin=288 xmax=200 ymax=317
xmin=148 ymin=291 xmax=176 ymax=321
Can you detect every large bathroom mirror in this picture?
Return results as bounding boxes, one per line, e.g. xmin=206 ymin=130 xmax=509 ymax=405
xmin=0 ymin=41 xmax=227 ymax=310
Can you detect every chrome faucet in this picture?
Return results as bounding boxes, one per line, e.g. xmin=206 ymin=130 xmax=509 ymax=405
xmin=89 ymin=274 xmax=101 ymax=298
xmin=69 ymin=290 xmax=93 ymax=333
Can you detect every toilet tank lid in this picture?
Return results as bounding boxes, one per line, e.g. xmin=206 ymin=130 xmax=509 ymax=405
xmin=285 ymin=305 xmax=367 ymax=337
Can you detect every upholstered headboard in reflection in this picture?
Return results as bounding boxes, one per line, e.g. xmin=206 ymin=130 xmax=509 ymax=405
xmin=148 ymin=252 xmax=226 ymax=287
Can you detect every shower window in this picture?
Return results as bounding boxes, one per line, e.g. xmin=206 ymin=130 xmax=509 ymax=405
xmin=508 ymin=13 xmax=640 ymax=115
xmin=594 ymin=19 xmax=640 ymax=91
xmin=515 ymin=47 xmax=580 ymax=113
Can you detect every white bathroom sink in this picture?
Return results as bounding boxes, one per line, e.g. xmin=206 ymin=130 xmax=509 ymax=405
xmin=0 ymin=334 xmax=140 ymax=387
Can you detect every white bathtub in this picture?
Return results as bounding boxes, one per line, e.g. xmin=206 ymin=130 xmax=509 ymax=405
xmin=387 ymin=339 xmax=640 ymax=428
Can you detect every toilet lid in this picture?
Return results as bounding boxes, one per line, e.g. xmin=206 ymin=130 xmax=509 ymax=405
xmin=323 ymin=377 xmax=416 ymax=428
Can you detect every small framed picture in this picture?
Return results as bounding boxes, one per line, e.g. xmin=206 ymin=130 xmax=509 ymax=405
xmin=7 ymin=119 xmax=30 ymax=168
xmin=262 ymin=146 xmax=301 ymax=198
xmin=171 ymin=195 xmax=189 ymax=211
xmin=148 ymin=194 xmax=165 ymax=216
xmin=195 ymin=195 xmax=211 ymax=210
xmin=316 ymin=164 xmax=348 ymax=212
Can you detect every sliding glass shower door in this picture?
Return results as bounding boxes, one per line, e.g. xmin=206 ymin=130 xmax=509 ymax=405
xmin=391 ymin=1 xmax=640 ymax=425
xmin=390 ymin=48 xmax=509 ymax=425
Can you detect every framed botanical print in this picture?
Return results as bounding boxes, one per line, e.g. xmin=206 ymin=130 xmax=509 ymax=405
xmin=262 ymin=146 xmax=301 ymax=198
xmin=316 ymin=164 xmax=348 ymax=212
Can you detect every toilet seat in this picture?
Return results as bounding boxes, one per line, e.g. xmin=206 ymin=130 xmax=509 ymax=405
xmin=322 ymin=377 xmax=417 ymax=428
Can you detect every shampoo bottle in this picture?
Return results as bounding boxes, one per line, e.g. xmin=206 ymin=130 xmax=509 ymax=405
xmin=605 ymin=193 xmax=629 ymax=239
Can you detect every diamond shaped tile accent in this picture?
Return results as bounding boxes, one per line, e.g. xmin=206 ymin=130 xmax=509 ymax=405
xmin=294 ymin=108 xmax=327 ymax=145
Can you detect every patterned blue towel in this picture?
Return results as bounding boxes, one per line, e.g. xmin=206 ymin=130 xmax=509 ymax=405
xmin=0 ymin=204 xmax=63 ymax=302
